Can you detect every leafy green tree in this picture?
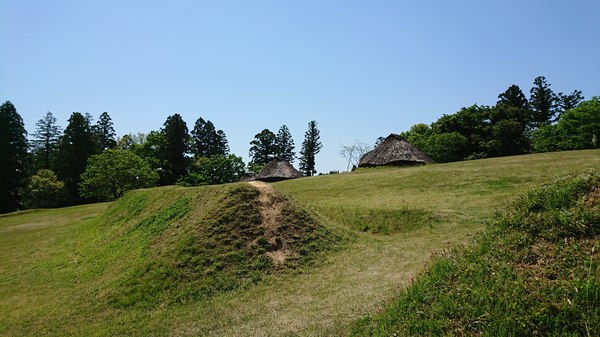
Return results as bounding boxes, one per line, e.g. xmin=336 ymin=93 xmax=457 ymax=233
xmin=0 ymin=101 xmax=29 ymax=213
xmin=532 ymin=97 xmax=600 ymax=152
xmin=57 ymin=112 xmax=100 ymax=202
xmin=94 ymin=112 xmax=117 ymax=150
xmin=249 ymin=129 xmax=278 ymax=165
xmin=79 ymin=149 xmax=159 ymax=201
xmin=431 ymin=105 xmax=491 ymax=158
xmin=531 ymin=124 xmax=561 ymax=153
xmin=488 ymin=118 xmax=529 ymax=156
xmin=22 ymin=169 xmax=65 ymax=208
xmin=413 ymin=132 xmax=468 ymax=163
xmin=299 ymin=120 xmax=322 ymax=176
xmin=179 ymin=154 xmax=245 ymax=186
xmin=275 ymin=125 xmax=295 ymax=162
xmin=529 ymin=76 xmax=557 ymax=127
xmin=31 ymin=111 xmax=62 ymax=170
xmin=488 ymin=100 xmax=531 ymax=156
xmin=117 ymin=133 xmax=146 ymax=150
xmin=160 ymin=114 xmax=190 ymax=185
xmin=191 ymin=117 xmax=229 ymax=157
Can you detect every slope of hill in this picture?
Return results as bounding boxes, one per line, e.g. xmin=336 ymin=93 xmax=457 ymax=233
xmin=0 ymin=150 xmax=598 ymax=336
xmin=352 ymin=167 xmax=600 ymax=336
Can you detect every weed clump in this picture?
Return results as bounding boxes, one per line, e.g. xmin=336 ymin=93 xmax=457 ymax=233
xmin=353 ymin=168 xmax=600 ymax=336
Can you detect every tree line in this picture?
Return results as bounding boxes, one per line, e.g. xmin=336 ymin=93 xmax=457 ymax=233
xmin=398 ymin=76 xmax=598 ymax=163
xmin=0 ymin=103 xmax=322 ymax=213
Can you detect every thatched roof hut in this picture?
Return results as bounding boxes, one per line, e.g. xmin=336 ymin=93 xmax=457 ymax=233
xmin=358 ymin=134 xmax=433 ymax=167
xmin=255 ymin=157 xmax=304 ymax=182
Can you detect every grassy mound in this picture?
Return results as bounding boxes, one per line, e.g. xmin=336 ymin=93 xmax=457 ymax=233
xmin=353 ymin=168 xmax=600 ymax=336
xmin=77 ymin=183 xmax=333 ymax=307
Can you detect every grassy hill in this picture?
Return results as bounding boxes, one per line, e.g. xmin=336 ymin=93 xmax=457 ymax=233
xmin=0 ymin=149 xmax=598 ymax=336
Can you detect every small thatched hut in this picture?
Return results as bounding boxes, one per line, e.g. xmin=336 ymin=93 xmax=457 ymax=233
xmin=358 ymin=134 xmax=433 ymax=167
xmin=255 ymin=157 xmax=304 ymax=182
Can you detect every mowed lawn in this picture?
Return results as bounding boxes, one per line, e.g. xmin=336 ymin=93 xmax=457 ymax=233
xmin=1 ymin=150 xmax=599 ymax=336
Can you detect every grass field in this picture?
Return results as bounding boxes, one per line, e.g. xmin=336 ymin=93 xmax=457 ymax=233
xmin=1 ymin=150 xmax=599 ymax=336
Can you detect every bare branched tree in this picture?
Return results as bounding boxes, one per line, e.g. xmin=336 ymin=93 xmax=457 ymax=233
xmin=339 ymin=140 xmax=371 ymax=171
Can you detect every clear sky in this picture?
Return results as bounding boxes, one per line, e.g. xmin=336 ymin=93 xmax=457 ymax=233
xmin=2 ymin=0 xmax=599 ymax=173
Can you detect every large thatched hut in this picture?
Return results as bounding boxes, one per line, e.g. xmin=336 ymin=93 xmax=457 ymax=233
xmin=358 ymin=134 xmax=433 ymax=167
xmin=255 ymin=157 xmax=304 ymax=182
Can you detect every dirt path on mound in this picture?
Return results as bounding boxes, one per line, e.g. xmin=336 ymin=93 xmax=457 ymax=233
xmin=248 ymin=181 xmax=290 ymax=264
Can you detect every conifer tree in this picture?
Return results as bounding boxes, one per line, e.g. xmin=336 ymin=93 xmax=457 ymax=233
xmin=160 ymin=113 xmax=189 ymax=185
xmin=94 ymin=112 xmax=117 ymax=150
xmin=276 ymin=125 xmax=295 ymax=162
xmin=57 ymin=112 xmax=99 ymax=202
xmin=191 ymin=117 xmax=229 ymax=157
xmin=298 ymin=121 xmax=322 ymax=176
xmin=529 ymin=76 xmax=557 ymax=127
xmin=0 ymin=101 xmax=28 ymax=213
xmin=31 ymin=111 xmax=62 ymax=170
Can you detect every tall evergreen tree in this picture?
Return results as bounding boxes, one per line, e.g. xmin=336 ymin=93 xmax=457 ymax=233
xmin=275 ymin=125 xmax=295 ymax=162
xmin=160 ymin=113 xmax=189 ymax=185
xmin=31 ymin=111 xmax=62 ymax=170
xmin=215 ymin=130 xmax=230 ymax=156
xmin=556 ymin=90 xmax=584 ymax=120
xmin=249 ymin=129 xmax=278 ymax=165
xmin=191 ymin=117 xmax=229 ymax=157
xmin=0 ymin=101 xmax=28 ymax=213
xmin=57 ymin=112 xmax=99 ymax=202
xmin=94 ymin=112 xmax=117 ymax=150
xmin=298 ymin=120 xmax=322 ymax=176
xmin=529 ymin=76 xmax=557 ymax=127
xmin=497 ymin=84 xmax=529 ymax=110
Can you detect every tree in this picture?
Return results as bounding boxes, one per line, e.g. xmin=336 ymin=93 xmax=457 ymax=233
xmin=275 ymin=125 xmax=295 ymax=162
xmin=416 ymin=132 xmax=469 ymax=163
xmin=79 ymin=149 xmax=159 ymax=201
xmin=215 ymin=130 xmax=230 ymax=155
xmin=0 ymin=101 xmax=28 ymax=213
xmin=339 ymin=140 xmax=370 ymax=171
xmin=431 ymin=105 xmax=491 ymax=159
xmin=191 ymin=117 xmax=229 ymax=157
xmin=298 ymin=120 xmax=322 ymax=176
xmin=56 ymin=112 xmax=100 ymax=202
xmin=22 ymin=169 xmax=65 ymax=208
xmin=529 ymin=76 xmax=557 ymax=127
xmin=117 ymin=133 xmax=147 ymax=150
xmin=31 ymin=111 xmax=61 ymax=170
xmin=179 ymin=154 xmax=245 ymax=186
xmin=489 ymin=96 xmax=531 ymax=156
xmin=556 ymin=90 xmax=584 ymax=120
xmin=94 ymin=112 xmax=117 ymax=150
xmin=249 ymin=129 xmax=278 ymax=165
xmin=497 ymin=84 xmax=529 ymax=110
xmin=160 ymin=114 xmax=190 ymax=185
xmin=532 ymin=97 xmax=600 ymax=152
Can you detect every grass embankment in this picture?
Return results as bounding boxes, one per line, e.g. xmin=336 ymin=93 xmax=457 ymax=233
xmin=352 ymin=168 xmax=600 ymax=336
xmin=0 ymin=183 xmax=332 ymax=336
xmin=0 ymin=149 xmax=598 ymax=336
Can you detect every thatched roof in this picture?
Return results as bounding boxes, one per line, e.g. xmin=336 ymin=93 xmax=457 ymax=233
xmin=255 ymin=157 xmax=304 ymax=182
xmin=358 ymin=134 xmax=433 ymax=167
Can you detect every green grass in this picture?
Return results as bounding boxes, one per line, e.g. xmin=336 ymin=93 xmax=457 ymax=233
xmin=351 ymin=168 xmax=600 ymax=336
xmin=0 ymin=149 xmax=599 ymax=336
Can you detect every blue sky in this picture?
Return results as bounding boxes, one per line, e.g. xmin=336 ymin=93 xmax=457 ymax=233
xmin=2 ymin=0 xmax=599 ymax=173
